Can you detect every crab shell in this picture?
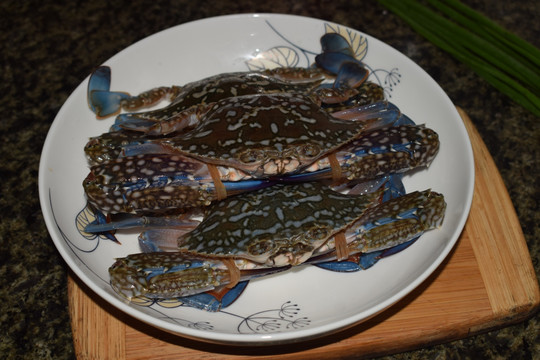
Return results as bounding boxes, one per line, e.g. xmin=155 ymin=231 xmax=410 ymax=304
xmin=135 ymin=70 xmax=326 ymax=121
xmin=175 ymin=182 xmax=381 ymax=266
xmin=154 ymin=92 xmax=367 ymax=177
xmin=84 ymin=81 xmax=386 ymax=167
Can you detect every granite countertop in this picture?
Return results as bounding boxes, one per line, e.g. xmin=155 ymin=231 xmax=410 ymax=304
xmin=1 ymin=0 xmax=538 ymax=358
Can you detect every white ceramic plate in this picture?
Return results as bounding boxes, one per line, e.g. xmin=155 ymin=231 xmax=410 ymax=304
xmin=39 ymin=13 xmax=474 ymax=345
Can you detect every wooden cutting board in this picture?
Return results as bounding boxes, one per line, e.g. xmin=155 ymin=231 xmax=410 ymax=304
xmin=67 ymin=109 xmax=540 ymax=359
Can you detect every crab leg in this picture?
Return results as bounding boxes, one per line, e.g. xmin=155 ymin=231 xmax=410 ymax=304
xmin=88 ymin=66 xmax=179 ymax=119
xmin=330 ymin=100 xmax=402 ymax=125
xmin=84 ymin=214 xmax=201 ymax=234
xmin=278 ymin=124 xmax=440 ymax=184
xmin=309 ymin=189 xmax=446 ymax=263
xmin=113 ymin=104 xmax=207 ymax=135
xmin=83 ymin=153 xmax=274 ymax=216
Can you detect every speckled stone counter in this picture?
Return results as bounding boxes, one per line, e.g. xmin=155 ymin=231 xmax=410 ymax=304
xmin=1 ymin=0 xmax=538 ymax=358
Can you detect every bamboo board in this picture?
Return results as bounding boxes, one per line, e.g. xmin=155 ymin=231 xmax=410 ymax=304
xmin=68 ymin=109 xmax=540 ymax=359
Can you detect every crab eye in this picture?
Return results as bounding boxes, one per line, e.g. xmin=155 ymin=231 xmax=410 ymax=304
xmin=306 ymin=226 xmax=329 ymax=240
xmin=248 ymin=239 xmax=276 ymax=256
xmin=238 ymin=149 xmax=266 ymax=164
xmin=297 ymin=143 xmax=321 ymax=158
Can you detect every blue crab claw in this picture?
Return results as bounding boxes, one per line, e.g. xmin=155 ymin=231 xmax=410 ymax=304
xmin=315 ymin=51 xmax=362 ymax=76
xmin=84 ymin=149 xmax=282 ymax=217
xmin=320 ymin=33 xmax=356 ymax=58
xmin=109 ymin=253 xmax=231 ymax=299
xmin=89 ymin=90 xmax=131 ymax=119
xmin=334 ymin=61 xmax=369 ymax=89
xmin=87 ymin=66 xmax=111 ymax=114
xmin=317 ymin=33 xmax=369 ymax=88
xmin=275 ymin=121 xmax=439 ymax=186
xmin=317 ymin=32 xmax=369 ymax=91
xmin=85 ymin=208 xmax=121 ymax=243
xmin=88 ymin=65 xmax=175 ymax=119
xmin=88 ymin=66 xmax=131 ymax=118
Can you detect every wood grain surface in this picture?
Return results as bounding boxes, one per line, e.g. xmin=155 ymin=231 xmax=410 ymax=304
xmin=67 ymin=109 xmax=540 ymax=359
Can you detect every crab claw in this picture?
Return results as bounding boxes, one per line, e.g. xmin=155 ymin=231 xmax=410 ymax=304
xmin=317 ymin=33 xmax=369 ymax=91
xmin=89 ymin=90 xmax=131 ymax=119
xmin=316 ymin=52 xmax=369 ymax=92
xmin=109 ymin=251 xmax=290 ymax=307
xmin=109 ymin=252 xmax=237 ymax=299
xmin=87 ymin=66 xmax=110 ymax=114
xmin=320 ymin=33 xmax=356 ymax=57
xmin=334 ymin=61 xmax=369 ymax=89
xmin=87 ymin=66 xmax=131 ymax=118
xmin=310 ymin=189 xmax=446 ymax=271
xmin=316 ymin=51 xmax=360 ymax=76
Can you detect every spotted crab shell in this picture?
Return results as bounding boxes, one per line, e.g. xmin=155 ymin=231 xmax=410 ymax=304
xmin=177 ymin=182 xmax=380 ymax=266
xmin=162 ymin=93 xmax=366 ymax=177
xmin=124 ymin=71 xmax=324 ymax=123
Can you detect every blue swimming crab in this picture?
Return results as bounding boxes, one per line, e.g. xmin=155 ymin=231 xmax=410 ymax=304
xmin=88 ymin=64 xmax=372 ymax=136
xmin=87 ymin=33 xmax=381 ymax=136
xmin=83 ymin=118 xmax=439 ymax=214
xmin=107 ymin=182 xmax=446 ymax=302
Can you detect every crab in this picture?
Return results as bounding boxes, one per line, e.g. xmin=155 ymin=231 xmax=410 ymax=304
xmin=87 ymin=33 xmax=383 ymax=137
xmin=88 ymin=64 xmax=372 ymax=136
xmin=107 ymin=182 xmax=446 ymax=302
xmin=124 ymin=93 xmax=399 ymax=174
xmin=82 ymin=120 xmax=439 ymax=215
xmin=83 ymin=84 xmax=387 ymax=167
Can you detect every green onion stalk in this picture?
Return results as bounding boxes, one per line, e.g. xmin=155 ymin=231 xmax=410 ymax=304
xmin=377 ymin=0 xmax=540 ymax=116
